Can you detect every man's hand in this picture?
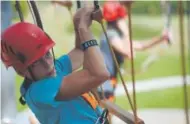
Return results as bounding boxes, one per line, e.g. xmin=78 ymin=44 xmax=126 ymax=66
xmin=73 ymin=5 xmax=103 ymax=29
xmin=73 ymin=6 xmax=94 ymax=29
xmin=92 ymin=9 xmax=103 ymax=24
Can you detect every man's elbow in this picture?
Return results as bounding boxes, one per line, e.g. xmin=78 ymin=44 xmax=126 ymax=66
xmin=96 ymin=69 xmax=110 ymax=82
xmin=102 ymin=70 xmax=110 ymax=81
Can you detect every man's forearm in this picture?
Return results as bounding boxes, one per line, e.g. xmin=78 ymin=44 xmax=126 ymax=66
xmin=83 ymin=46 xmax=108 ymax=76
xmin=75 ymin=28 xmax=81 ymax=49
xmin=79 ymin=27 xmax=108 ymax=76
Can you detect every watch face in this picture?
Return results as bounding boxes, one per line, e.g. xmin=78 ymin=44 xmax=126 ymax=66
xmin=81 ymin=40 xmax=98 ymax=51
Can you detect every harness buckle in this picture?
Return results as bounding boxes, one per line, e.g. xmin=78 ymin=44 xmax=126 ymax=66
xmin=95 ymin=109 xmax=109 ymax=124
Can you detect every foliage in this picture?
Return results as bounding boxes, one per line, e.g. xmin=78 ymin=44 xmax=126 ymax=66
xmin=131 ymin=1 xmax=189 ymax=16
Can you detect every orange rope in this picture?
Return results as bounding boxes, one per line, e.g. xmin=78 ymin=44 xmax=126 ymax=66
xmin=178 ymin=1 xmax=189 ymax=124
xmin=100 ymin=21 xmax=135 ymax=112
xmin=127 ymin=4 xmax=138 ymax=124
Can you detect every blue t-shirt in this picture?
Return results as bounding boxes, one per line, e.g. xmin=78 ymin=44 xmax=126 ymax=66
xmin=20 ymin=55 xmax=102 ymax=124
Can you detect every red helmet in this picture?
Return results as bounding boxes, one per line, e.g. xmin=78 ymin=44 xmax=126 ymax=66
xmin=1 ymin=22 xmax=55 ymax=72
xmin=103 ymin=2 xmax=127 ymax=22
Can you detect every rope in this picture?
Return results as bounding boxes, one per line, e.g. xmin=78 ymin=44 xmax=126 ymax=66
xmin=98 ymin=3 xmax=135 ymax=113
xmin=28 ymin=1 xmax=43 ymax=30
xmin=15 ymin=1 xmax=24 ymax=22
xmin=187 ymin=1 xmax=190 ymax=76
xmin=178 ymin=1 xmax=189 ymax=124
xmin=27 ymin=1 xmax=37 ymax=25
xmin=127 ymin=4 xmax=138 ymax=124
xmin=73 ymin=1 xmax=138 ymax=123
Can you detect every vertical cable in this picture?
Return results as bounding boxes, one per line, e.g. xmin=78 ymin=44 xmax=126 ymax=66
xmin=127 ymin=3 xmax=138 ymax=124
xmin=15 ymin=1 xmax=24 ymax=22
xmin=178 ymin=1 xmax=189 ymax=124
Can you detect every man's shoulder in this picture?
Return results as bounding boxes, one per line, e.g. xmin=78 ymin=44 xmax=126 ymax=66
xmin=30 ymin=76 xmax=61 ymax=90
xmin=27 ymin=76 xmax=63 ymax=101
xmin=55 ymin=54 xmax=72 ymax=74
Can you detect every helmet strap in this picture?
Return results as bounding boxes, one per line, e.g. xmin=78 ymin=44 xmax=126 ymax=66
xmin=44 ymin=32 xmax=56 ymax=66
xmin=51 ymin=48 xmax=56 ymax=66
xmin=28 ymin=67 xmax=37 ymax=81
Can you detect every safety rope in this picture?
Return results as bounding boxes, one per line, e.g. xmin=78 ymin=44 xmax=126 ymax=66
xmin=15 ymin=1 xmax=24 ymax=22
xmin=127 ymin=4 xmax=138 ymax=124
xmin=93 ymin=0 xmax=136 ymax=118
xmin=178 ymin=1 xmax=189 ymax=124
xmin=187 ymin=1 xmax=190 ymax=75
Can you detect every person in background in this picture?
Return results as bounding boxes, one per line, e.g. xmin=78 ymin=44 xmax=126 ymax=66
xmin=98 ymin=1 xmax=170 ymax=102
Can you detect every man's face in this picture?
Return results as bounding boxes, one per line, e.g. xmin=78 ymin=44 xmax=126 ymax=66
xmin=27 ymin=51 xmax=56 ymax=80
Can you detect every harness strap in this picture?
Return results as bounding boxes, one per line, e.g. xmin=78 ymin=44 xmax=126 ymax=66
xmin=82 ymin=92 xmax=99 ymax=109
xmin=95 ymin=109 xmax=109 ymax=124
xmin=110 ymin=77 xmax=117 ymax=89
xmin=19 ymin=78 xmax=33 ymax=105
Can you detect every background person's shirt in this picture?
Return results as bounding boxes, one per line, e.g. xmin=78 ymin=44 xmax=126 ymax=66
xmin=99 ymin=29 xmax=124 ymax=92
xmin=100 ymin=28 xmax=124 ymax=77
xmin=21 ymin=55 xmax=102 ymax=124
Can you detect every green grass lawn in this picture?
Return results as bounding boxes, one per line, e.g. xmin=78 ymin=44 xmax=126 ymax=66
xmin=119 ymin=54 xmax=190 ymax=82
xmin=116 ymin=85 xmax=190 ymax=110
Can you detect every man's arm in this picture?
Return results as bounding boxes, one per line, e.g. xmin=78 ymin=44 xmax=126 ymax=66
xmin=68 ymin=27 xmax=84 ymax=71
xmin=57 ymin=28 xmax=110 ymax=100
xmin=56 ymin=6 xmax=110 ymax=101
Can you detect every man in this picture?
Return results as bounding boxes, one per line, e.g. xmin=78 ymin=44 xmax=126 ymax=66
xmin=1 ymin=5 xmax=110 ymax=124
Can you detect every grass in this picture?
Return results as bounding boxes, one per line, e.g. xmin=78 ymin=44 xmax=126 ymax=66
xmin=115 ymin=85 xmax=190 ymax=110
xmin=119 ymin=54 xmax=190 ymax=82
